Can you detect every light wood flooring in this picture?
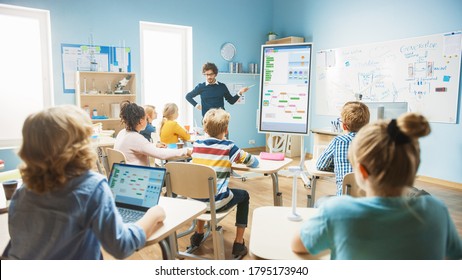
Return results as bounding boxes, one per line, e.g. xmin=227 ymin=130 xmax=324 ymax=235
xmin=103 ymin=156 xmax=462 ymax=260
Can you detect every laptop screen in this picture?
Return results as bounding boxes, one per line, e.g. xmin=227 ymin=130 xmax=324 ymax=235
xmin=108 ymin=163 xmax=165 ymax=211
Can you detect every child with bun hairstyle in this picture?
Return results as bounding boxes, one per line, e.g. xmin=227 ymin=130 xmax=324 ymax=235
xmin=292 ymin=113 xmax=462 ymax=259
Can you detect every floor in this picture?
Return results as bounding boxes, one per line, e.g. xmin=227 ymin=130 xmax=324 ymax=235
xmin=103 ymin=156 xmax=462 ymax=260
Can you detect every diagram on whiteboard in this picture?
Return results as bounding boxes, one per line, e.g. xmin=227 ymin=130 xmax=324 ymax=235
xmin=259 ymin=43 xmax=313 ymax=134
xmin=316 ymin=31 xmax=461 ymax=123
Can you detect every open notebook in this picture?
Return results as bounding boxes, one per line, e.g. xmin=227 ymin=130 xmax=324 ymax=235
xmin=108 ymin=163 xmax=165 ymax=223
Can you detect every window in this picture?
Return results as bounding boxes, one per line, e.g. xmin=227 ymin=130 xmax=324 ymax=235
xmin=140 ymin=21 xmax=192 ymax=129
xmin=0 ymin=4 xmax=53 ymax=148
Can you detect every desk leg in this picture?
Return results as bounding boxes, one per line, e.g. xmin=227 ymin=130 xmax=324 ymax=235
xmin=270 ymin=173 xmax=283 ymax=206
xmin=308 ymin=175 xmax=318 ymax=208
xmin=300 ymin=171 xmax=309 ymax=186
xmin=159 ymin=239 xmax=173 ymax=260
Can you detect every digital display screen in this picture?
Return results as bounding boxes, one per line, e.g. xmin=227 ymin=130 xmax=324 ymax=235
xmin=259 ymin=43 xmax=313 ymax=135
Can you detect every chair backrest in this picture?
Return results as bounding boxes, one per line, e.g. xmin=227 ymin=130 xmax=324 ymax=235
xmin=106 ymin=148 xmax=127 ymax=173
xmin=342 ymin=172 xmax=366 ymax=197
xmin=312 ymin=144 xmax=329 ymax=161
xmin=165 ymin=162 xmax=216 ymax=199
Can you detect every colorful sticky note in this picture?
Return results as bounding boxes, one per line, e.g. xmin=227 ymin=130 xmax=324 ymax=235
xmin=443 ymin=76 xmax=451 ymax=82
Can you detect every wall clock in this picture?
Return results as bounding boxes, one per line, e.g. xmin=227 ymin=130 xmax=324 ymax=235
xmin=220 ymin=42 xmax=236 ymax=61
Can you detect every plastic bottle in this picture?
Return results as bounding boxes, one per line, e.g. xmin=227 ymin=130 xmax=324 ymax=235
xmin=83 ymin=105 xmax=90 ymax=117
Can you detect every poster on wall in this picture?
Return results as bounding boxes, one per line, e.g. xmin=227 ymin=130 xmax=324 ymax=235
xmin=316 ymin=31 xmax=462 ymax=123
xmin=61 ymin=43 xmax=131 ymax=93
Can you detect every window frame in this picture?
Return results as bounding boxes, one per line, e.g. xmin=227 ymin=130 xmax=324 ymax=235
xmin=0 ymin=4 xmax=54 ymax=148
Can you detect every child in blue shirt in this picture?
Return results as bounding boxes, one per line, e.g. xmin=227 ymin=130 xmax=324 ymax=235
xmin=140 ymin=104 xmax=157 ymax=142
xmin=316 ymin=101 xmax=370 ymax=195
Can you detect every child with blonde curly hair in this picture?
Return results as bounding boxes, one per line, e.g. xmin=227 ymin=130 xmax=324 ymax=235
xmin=7 ymin=105 xmax=165 ymax=259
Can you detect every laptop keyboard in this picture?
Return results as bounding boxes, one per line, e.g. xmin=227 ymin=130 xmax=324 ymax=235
xmin=117 ymin=207 xmax=144 ymax=223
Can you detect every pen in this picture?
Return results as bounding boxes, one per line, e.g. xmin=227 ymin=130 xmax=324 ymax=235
xmin=247 ymin=84 xmax=255 ymax=88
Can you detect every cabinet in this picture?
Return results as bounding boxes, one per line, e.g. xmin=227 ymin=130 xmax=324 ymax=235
xmin=75 ymin=71 xmax=136 ymax=134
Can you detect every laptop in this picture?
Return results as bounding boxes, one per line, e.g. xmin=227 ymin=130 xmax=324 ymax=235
xmin=108 ymin=163 xmax=165 ymax=223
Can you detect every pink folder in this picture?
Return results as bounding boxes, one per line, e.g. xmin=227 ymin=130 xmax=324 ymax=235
xmin=259 ymin=152 xmax=285 ymax=161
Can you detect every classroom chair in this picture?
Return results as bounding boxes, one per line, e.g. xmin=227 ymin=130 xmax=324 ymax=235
xmin=165 ymin=162 xmax=236 ymax=260
xmin=304 ymin=145 xmax=336 ymax=207
xmin=105 ymin=148 xmax=126 ymax=177
xmin=342 ymin=172 xmax=431 ymax=198
xmin=342 ymin=172 xmax=366 ymax=197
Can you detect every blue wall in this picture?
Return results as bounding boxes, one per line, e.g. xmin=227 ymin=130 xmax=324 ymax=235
xmin=272 ymin=0 xmax=462 ymax=183
xmin=1 ymin=0 xmax=461 ymax=183
xmin=0 ymin=0 xmax=272 ymax=169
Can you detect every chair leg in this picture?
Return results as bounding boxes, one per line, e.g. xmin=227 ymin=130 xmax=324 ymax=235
xmin=307 ymin=194 xmax=312 ymax=207
xmin=212 ymin=225 xmax=226 ymax=260
xmin=177 ymin=219 xmax=197 ymax=238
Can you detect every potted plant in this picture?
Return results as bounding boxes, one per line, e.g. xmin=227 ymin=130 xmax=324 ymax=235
xmin=267 ymin=32 xmax=278 ymax=41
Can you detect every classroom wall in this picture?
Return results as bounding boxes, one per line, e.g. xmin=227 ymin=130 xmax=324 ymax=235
xmin=272 ymin=0 xmax=462 ymax=183
xmin=1 ymin=0 xmax=461 ymax=184
xmin=0 ymin=0 xmax=271 ymax=169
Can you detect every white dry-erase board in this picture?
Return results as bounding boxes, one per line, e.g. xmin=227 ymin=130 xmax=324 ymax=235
xmin=258 ymin=43 xmax=313 ymax=135
xmin=316 ymin=31 xmax=462 ymax=123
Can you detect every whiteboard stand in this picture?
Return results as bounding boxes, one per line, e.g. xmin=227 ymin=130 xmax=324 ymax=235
xmin=299 ymin=137 xmax=309 ymax=186
xmin=287 ymin=166 xmax=302 ymax=221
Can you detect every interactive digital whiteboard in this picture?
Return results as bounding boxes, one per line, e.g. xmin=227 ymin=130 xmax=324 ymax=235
xmin=258 ymin=43 xmax=313 ymax=135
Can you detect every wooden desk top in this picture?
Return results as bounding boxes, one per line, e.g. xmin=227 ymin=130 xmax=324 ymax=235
xmin=304 ymin=160 xmax=335 ymax=177
xmin=232 ymin=156 xmax=293 ymax=174
xmin=250 ymin=206 xmax=330 ymax=260
xmin=311 ymin=128 xmax=342 ymax=136
xmin=145 ymin=196 xmax=206 ymax=245
xmin=0 ymin=196 xmax=207 ymax=254
xmin=94 ymin=136 xmax=116 ymax=147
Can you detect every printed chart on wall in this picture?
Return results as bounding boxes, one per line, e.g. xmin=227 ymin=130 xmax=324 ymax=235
xmin=61 ymin=43 xmax=131 ymax=93
xmin=316 ymin=31 xmax=462 ymax=123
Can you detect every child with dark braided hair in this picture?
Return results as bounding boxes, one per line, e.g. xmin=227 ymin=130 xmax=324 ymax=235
xmin=292 ymin=113 xmax=462 ymax=259
xmin=114 ymin=100 xmax=191 ymax=166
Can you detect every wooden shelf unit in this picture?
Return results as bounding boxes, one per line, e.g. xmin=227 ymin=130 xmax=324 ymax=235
xmin=75 ymin=71 xmax=137 ymax=134
xmin=266 ymin=36 xmax=304 ymax=45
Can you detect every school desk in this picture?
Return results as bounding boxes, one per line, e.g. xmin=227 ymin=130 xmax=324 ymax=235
xmin=249 ymin=206 xmax=330 ymax=260
xmin=146 ymin=196 xmax=206 ymax=259
xmin=304 ymin=129 xmax=340 ymax=207
xmin=232 ymin=156 xmax=293 ymax=206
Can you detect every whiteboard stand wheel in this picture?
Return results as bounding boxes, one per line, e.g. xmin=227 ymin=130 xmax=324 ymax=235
xmin=241 ymin=177 xmax=246 ymax=182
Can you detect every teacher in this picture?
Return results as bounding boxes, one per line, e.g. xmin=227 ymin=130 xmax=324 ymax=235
xmin=185 ymin=62 xmax=249 ymax=117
